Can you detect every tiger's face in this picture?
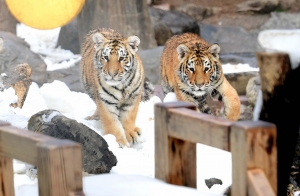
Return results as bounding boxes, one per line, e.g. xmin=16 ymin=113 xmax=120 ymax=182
xmin=176 ymin=43 xmax=221 ymax=95
xmin=92 ymin=33 xmax=140 ymax=86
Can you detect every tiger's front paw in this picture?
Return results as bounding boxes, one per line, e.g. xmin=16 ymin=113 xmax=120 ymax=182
xmin=126 ymin=127 xmax=145 ymax=148
xmin=116 ymin=136 xmax=130 ymax=148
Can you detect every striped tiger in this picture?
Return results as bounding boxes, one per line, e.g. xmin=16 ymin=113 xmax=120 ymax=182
xmin=80 ymin=28 xmax=153 ymax=147
xmin=160 ymin=32 xmax=240 ymax=121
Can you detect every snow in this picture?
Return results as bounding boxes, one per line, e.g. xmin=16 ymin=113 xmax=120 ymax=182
xmin=1 ymin=23 xmax=295 ymax=195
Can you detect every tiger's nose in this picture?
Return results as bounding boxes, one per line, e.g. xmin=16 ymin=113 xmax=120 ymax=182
xmin=108 ymin=71 xmax=118 ymax=77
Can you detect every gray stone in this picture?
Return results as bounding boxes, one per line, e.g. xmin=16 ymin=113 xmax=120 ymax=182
xmin=27 ymin=109 xmax=117 ymax=174
xmin=246 ymin=76 xmax=261 ymax=106
xmin=138 ymin=46 xmax=164 ymax=85
xmin=152 ymin=19 xmax=173 ymax=46
xmin=259 ymin=12 xmax=300 ymax=30
xmin=47 ymin=62 xmax=84 ymax=92
xmin=236 ymin=0 xmax=279 ymax=13
xmin=199 ymin=23 xmax=259 ymax=55
xmin=56 ymin=18 xmax=80 ymax=55
xmin=148 ymin=7 xmax=200 ymax=35
xmin=205 ymin=178 xmax=223 ymax=189
xmin=175 ymin=3 xmax=221 ymax=21
xmin=225 ymin=71 xmax=259 ymax=95
xmin=0 ymin=31 xmax=47 ymax=86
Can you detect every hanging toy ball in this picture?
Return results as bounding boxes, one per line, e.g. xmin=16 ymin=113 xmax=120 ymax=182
xmin=5 ymin=0 xmax=85 ymax=30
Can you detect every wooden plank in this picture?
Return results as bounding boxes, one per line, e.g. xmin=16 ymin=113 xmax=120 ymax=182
xmin=168 ymin=138 xmax=196 ymax=188
xmin=0 ymin=121 xmax=10 ymax=126
xmin=167 ymin=108 xmax=233 ymax=151
xmin=0 ymin=125 xmax=56 ymax=165
xmin=230 ymin=121 xmax=277 ymax=196
xmin=154 ymin=101 xmax=196 ymax=185
xmin=247 ymin=169 xmax=276 ymax=196
xmin=0 ymin=156 xmax=14 ymax=196
xmin=37 ymin=139 xmax=83 ymax=196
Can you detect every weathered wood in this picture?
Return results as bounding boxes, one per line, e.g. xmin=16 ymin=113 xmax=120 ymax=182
xmin=37 ymin=140 xmax=83 ymax=196
xmin=168 ymin=138 xmax=197 ymax=188
xmin=155 ymin=101 xmax=197 ymax=187
xmin=0 ymin=121 xmax=10 ymax=126
xmin=230 ymin=121 xmax=277 ymax=196
xmin=257 ymin=52 xmax=300 ymax=196
xmin=77 ymin=0 xmax=157 ymax=51
xmin=167 ymin=108 xmax=233 ymax=151
xmin=0 ymin=156 xmax=14 ymax=196
xmin=247 ymin=169 xmax=276 ymax=196
xmin=0 ymin=125 xmax=56 ymax=165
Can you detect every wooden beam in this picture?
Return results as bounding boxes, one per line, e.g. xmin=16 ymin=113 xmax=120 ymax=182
xmin=155 ymin=102 xmax=197 ymax=188
xmin=167 ymin=108 xmax=233 ymax=151
xmin=0 ymin=125 xmax=56 ymax=165
xmin=0 ymin=156 xmax=14 ymax=196
xmin=247 ymin=169 xmax=276 ymax=196
xmin=230 ymin=120 xmax=277 ymax=196
xmin=37 ymin=140 xmax=83 ymax=196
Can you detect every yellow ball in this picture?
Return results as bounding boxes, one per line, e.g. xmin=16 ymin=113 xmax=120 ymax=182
xmin=5 ymin=0 xmax=85 ymax=30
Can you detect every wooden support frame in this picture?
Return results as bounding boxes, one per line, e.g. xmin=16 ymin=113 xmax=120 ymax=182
xmin=0 ymin=120 xmax=84 ymax=196
xmin=155 ymin=102 xmax=277 ymax=196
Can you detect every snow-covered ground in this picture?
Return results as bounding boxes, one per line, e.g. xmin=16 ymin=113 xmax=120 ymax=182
xmin=2 ymin=23 xmax=298 ymax=196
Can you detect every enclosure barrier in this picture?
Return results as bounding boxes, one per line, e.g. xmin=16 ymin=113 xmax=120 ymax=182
xmin=0 ymin=101 xmax=277 ymax=196
xmin=0 ymin=120 xmax=84 ymax=196
xmin=155 ymin=102 xmax=277 ymax=196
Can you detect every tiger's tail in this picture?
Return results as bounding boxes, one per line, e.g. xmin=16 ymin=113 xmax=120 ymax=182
xmin=141 ymin=80 xmax=154 ymax=102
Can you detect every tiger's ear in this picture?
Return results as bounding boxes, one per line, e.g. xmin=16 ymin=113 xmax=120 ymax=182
xmin=127 ymin=35 xmax=140 ymax=53
xmin=176 ymin=44 xmax=189 ymax=60
xmin=92 ymin=33 xmax=106 ymax=50
xmin=208 ymin=44 xmax=220 ymax=59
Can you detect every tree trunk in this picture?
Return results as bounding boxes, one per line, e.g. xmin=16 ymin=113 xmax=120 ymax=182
xmin=77 ymin=0 xmax=157 ymax=51
xmin=257 ymin=52 xmax=300 ymax=196
xmin=0 ymin=0 xmax=18 ymax=34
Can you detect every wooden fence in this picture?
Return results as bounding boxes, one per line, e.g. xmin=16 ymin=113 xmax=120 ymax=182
xmin=155 ymin=101 xmax=277 ymax=196
xmin=0 ymin=101 xmax=278 ymax=196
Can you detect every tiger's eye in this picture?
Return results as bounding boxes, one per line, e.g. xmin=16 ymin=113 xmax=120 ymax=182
xmin=119 ymin=57 xmax=124 ymax=61
xmin=104 ymin=56 xmax=109 ymax=61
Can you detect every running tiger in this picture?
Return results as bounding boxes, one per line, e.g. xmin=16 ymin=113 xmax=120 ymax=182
xmin=160 ymin=33 xmax=240 ymax=121
xmin=80 ymin=28 xmax=153 ymax=147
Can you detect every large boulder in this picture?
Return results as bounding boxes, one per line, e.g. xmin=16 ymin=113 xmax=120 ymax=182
xmin=27 ymin=109 xmax=117 ymax=174
xmin=0 ymin=31 xmax=47 ymax=86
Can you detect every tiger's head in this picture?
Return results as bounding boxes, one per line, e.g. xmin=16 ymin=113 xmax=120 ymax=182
xmin=92 ymin=32 xmax=140 ymax=86
xmin=176 ymin=42 xmax=221 ymax=94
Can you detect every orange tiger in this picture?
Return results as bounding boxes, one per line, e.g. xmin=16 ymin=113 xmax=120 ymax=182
xmin=80 ymin=28 xmax=153 ymax=147
xmin=160 ymin=33 xmax=240 ymax=121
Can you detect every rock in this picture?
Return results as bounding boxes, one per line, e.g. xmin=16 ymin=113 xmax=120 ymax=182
xmin=56 ymin=18 xmax=80 ymax=55
xmin=148 ymin=7 xmax=200 ymax=35
xmin=259 ymin=12 xmax=300 ymax=30
xmin=236 ymin=0 xmax=279 ymax=13
xmin=152 ymin=19 xmax=173 ymax=46
xmin=6 ymin=63 xmax=32 ymax=108
xmin=138 ymin=46 xmax=164 ymax=85
xmin=175 ymin=3 xmax=221 ymax=21
xmin=246 ymin=76 xmax=261 ymax=106
xmin=47 ymin=62 xmax=84 ymax=92
xmin=205 ymin=177 xmax=223 ymax=189
xmin=27 ymin=109 xmax=117 ymax=174
xmin=238 ymin=104 xmax=254 ymax=121
xmin=0 ymin=31 xmax=48 ymax=86
xmin=199 ymin=23 xmax=259 ymax=55
xmin=225 ymin=71 xmax=259 ymax=95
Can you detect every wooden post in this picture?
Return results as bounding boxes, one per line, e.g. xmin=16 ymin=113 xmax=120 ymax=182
xmin=37 ymin=140 xmax=83 ymax=196
xmin=0 ymin=121 xmax=14 ymax=196
xmin=230 ymin=121 xmax=277 ymax=196
xmin=247 ymin=169 xmax=276 ymax=196
xmin=155 ymin=102 xmax=197 ymax=188
xmin=256 ymin=52 xmax=300 ymax=196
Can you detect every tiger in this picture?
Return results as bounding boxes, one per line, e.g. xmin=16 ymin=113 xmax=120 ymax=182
xmin=160 ymin=32 xmax=240 ymax=121
xmin=80 ymin=28 xmax=153 ymax=147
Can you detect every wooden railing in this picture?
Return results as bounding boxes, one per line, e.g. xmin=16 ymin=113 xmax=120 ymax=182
xmin=155 ymin=101 xmax=277 ymax=196
xmin=0 ymin=101 xmax=278 ymax=196
xmin=0 ymin=120 xmax=84 ymax=196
